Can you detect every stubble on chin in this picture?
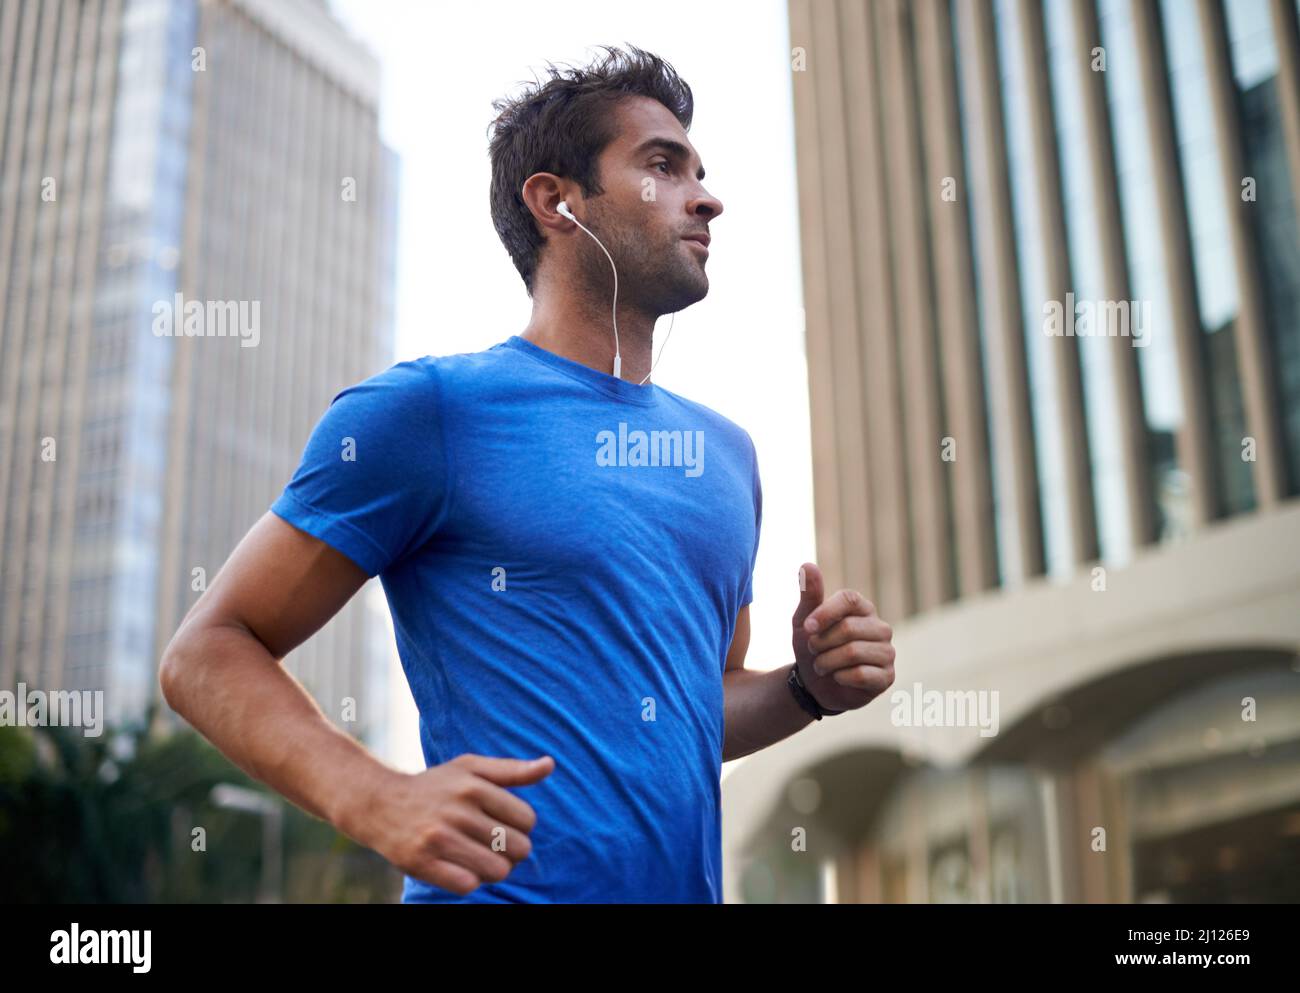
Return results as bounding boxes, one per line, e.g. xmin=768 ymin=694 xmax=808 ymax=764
xmin=642 ymin=235 xmax=709 ymax=312
xmin=577 ymin=219 xmax=708 ymax=315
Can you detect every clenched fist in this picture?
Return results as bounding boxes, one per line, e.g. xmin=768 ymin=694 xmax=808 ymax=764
xmin=791 ymin=562 xmax=896 ymax=714
xmin=359 ymin=753 xmax=555 ymax=896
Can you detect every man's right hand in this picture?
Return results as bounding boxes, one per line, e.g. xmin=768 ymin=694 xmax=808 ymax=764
xmin=358 ymin=754 xmax=556 ymax=896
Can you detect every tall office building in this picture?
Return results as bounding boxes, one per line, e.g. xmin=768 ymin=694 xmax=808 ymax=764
xmin=0 ymin=0 xmax=399 ymax=753
xmin=723 ymin=0 xmax=1300 ymax=902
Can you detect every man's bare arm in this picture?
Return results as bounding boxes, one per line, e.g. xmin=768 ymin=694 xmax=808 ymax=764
xmin=159 ymin=511 xmax=554 ymax=895
xmin=721 ymin=564 xmax=897 ymax=762
xmin=722 ymin=606 xmax=814 ymax=762
xmin=160 ymin=512 xmax=377 ymax=822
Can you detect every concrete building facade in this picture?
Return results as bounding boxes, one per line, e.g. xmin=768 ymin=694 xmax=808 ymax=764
xmin=723 ymin=0 xmax=1300 ymax=903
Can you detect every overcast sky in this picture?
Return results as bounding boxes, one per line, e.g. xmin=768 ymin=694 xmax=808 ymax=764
xmin=331 ymin=0 xmax=816 ymax=775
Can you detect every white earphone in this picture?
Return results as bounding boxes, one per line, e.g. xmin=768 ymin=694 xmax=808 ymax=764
xmin=557 ymin=199 xmax=674 ymax=386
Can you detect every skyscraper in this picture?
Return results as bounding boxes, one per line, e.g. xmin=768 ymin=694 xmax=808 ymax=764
xmin=722 ymin=0 xmax=1300 ymax=903
xmin=0 ymin=0 xmax=399 ymax=752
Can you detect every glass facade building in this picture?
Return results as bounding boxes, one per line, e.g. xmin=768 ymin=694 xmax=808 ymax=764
xmin=0 ymin=0 xmax=398 ymax=746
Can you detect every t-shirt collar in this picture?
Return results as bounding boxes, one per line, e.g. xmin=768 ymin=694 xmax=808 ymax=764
xmin=502 ymin=335 xmax=661 ymax=407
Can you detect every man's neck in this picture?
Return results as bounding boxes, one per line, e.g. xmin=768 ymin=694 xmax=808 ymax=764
xmin=521 ymin=292 xmax=660 ymax=385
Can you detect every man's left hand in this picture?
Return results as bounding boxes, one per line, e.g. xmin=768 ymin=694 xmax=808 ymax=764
xmin=791 ymin=561 xmax=896 ymax=714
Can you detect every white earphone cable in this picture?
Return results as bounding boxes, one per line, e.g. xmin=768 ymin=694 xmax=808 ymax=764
xmin=562 ymin=209 xmax=622 ymax=379
xmin=637 ymin=311 xmax=675 ymax=387
xmin=560 ymin=201 xmax=679 ymax=387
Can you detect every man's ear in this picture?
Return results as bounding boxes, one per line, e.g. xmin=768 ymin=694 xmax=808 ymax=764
xmin=521 ymin=173 xmax=572 ymax=233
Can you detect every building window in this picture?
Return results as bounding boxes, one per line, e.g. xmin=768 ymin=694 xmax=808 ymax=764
xmin=1098 ymin=0 xmax=1193 ymax=542
xmin=995 ymin=0 xmax=1070 ymax=579
xmin=951 ymin=0 xmax=1007 ymax=588
xmin=1044 ymin=0 xmax=1135 ymax=567
xmin=1223 ymin=0 xmax=1300 ymax=497
xmin=1160 ymin=0 xmax=1256 ymax=516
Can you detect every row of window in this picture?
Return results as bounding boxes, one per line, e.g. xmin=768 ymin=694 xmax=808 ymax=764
xmin=934 ymin=0 xmax=1300 ymax=596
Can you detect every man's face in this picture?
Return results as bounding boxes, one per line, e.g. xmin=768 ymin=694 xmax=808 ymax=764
xmin=576 ymin=96 xmax=724 ymax=316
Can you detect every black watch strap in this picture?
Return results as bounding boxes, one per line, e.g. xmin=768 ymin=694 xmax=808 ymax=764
xmin=788 ymin=664 xmax=845 ymax=720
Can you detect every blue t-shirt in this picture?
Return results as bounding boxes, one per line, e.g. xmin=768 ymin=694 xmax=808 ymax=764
xmin=270 ymin=334 xmax=762 ymax=903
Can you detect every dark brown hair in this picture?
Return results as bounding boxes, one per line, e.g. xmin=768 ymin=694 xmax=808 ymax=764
xmin=487 ymin=45 xmax=694 ymax=296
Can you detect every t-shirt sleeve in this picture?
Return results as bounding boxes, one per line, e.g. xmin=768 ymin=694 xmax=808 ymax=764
xmin=270 ymin=359 xmax=450 ymax=577
xmin=739 ymin=433 xmax=762 ymax=609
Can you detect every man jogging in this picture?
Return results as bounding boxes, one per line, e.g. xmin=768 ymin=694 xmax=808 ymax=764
xmin=159 ymin=45 xmax=896 ymax=903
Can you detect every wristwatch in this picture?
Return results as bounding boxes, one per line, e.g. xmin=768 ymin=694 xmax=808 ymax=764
xmin=787 ymin=663 xmax=845 ymax=720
